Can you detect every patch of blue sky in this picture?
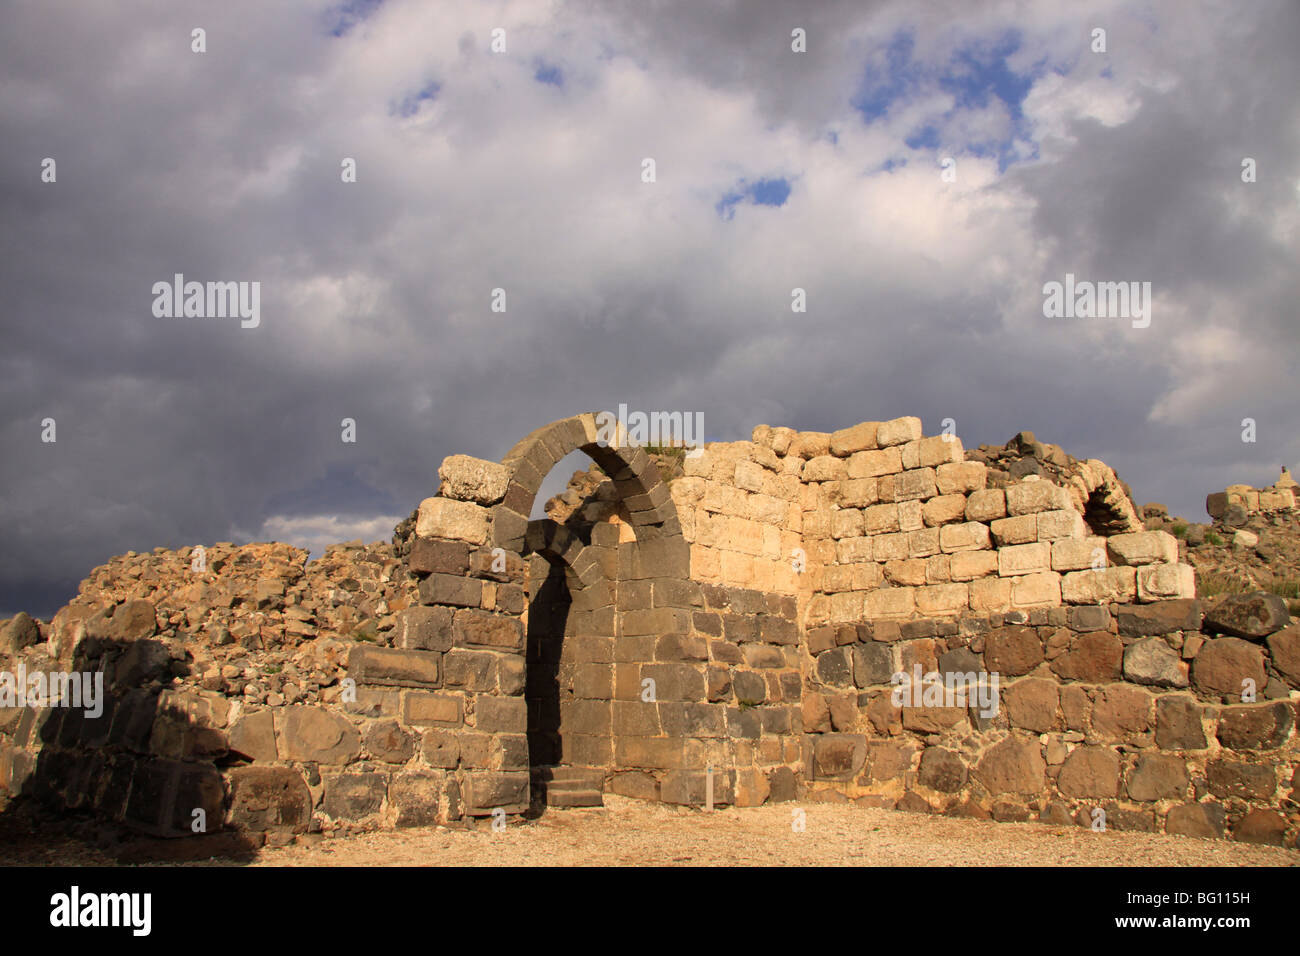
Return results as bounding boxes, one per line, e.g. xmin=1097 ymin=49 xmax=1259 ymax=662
xmin=855 ymin=28 xmax=1047 ymax=173
xmin=390 ymin=80 xmax=440 ymax=118
xmin=534 ymin=62 xmax=564 ymax=87
xmin=715 ymin=177 xmax=791 ymax=220
xmin=326 ymin=0 xmax=384 ymax=38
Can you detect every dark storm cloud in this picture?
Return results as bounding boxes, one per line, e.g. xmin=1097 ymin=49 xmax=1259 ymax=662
xmin=1 ymin=0 xmax=1296 ymax=617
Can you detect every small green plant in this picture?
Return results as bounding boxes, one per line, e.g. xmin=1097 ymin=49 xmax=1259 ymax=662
xmin=1204 ymin=530 xmax=1223 ymax=546
xmin=737 ymin=698 xmax=760 ymax=710
xmin=1170 ymin=522 xmax=1188 ymax=539
xmin=1197 ymin=572 xmax=1251 ymax=599
xmin=263 ymin=663 xmax=282 ymax=675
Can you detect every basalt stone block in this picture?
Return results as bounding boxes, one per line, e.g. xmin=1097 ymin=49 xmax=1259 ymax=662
xmin=453 ymin=608 xmax=523 ymax=652
xmin=918 ymin=746 xmax=968 ymax=793
xmin=1206 ymin=759 xmax=1275 ymax=800
xmin=349 ymin=646 xmax=440 ymax=688
xmin=1050 ymin=632 xmax=1122 ymax=682
xmin=463 ymin=771 xmax=529 ymax=815
xmin=1232 ymin=809 xmax=1288 ymax=847
xmin=363 ymin=719 xmax=416 ymax=763
xmin=1267 ymin=625 xmax=1300 ymax=688
xmin=1154 ymin=696 xmax=1207 ymax=750
xmin=1057 ymin=746 xmax=1120 ymax=798
xmin=322 ymin=772 xmax=386 ymax=821
xmin=1215 ymin=701 xmax=1294 ymax=750
xmin=388 ymin=771 xmax=449 ymax=827
xmin=228 ymin=709 xmax=278 ymax=762
xmin=227 ymin=766 xmax=312 ymax=833
xmin=407 ymin=537 xmax=471 ymax=576
xmin=1116 ymin=600 xmax=1200 ymax=637
xmin=475 ymin=695 xmax=526 ymax=734
xmin=1090 ymin=684 xmax=1152 ymax=740
xmin=122 ymin=759 xmax=174 ymax=832
xmin=1164 ymin=802 xmax=1225 ymax=839
xmin=983 ymin=626 xmax=1044 ymax=677
xmin=417 ymin=573 xmax=483 ymax=609
xmin=1204 ymin=592 xmax=1290 ymax=640
xmin=280 ymin=706 xmax=362 ymax=764
xmin=1192 ymin=637 xmax=1266 ymax=700
xmin=852 ymin=642 xmax=894 ymax=687
xmin=972 ymin=735 xmax=1045 ymax=796
xmin=812 ymin=734 xmax=866 ymax=780
xmin=1125 ymin=753 xmax=1189 ymax=802
xmin=395 ymin=605 xmax=455 ymax=652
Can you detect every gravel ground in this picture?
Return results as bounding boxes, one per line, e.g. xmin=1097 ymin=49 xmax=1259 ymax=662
xmin=246 ymin=797 xmax=1298 ymax=867
xmin=2 ymin=794 xmax=1294 ymax=866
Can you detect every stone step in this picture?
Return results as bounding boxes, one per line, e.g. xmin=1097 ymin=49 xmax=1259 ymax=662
xmin=532 ymin=765 xmax=605 ymax=790
xmin=546 ymin=789 xmax=604 ymax=808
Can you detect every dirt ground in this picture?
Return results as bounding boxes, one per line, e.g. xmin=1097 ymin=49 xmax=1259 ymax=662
xmin=248 ymin=797 xmax=1297 ymax=867
xmin=2 ymin=794 xmax=1295 ymax=866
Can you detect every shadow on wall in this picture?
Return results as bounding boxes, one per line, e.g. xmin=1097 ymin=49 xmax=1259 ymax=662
xmin=0 ymin=625 xmax=262 ymax=863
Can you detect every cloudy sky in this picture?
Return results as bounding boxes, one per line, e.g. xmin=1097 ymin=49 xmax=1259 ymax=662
xmin=2 ymin=0 xmax=1297 ymax=618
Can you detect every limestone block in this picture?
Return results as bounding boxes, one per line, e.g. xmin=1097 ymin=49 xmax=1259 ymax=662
xmin=1106 ymin=531 xmax=1178 ymax=566
xmin=965 ymin=488 xmax=1007 ymax=522
xmin=877 ymin=416 xmax=923 ymax=447
xmin=1010 ymin=572 xmax=1061 ymax=608
xmin=831 ymin=509 xmax=865 ymax=539
xmin=873 ymin=532 xmax=910 ymax=562
xmin=803 ymin=455 xmax=847 ymax=482
xmin=847 ymin=447 xmax=902 ymax=479
xmin=865 ymin=503 xmax=901 ymax=534
xmin=438 ymin=455 xmax=510 ymax=505
xmin=416 ymin=497 xmax=490 ymax=545
xmin=990 ymin=514 xmax=1037 ymax=546
xmin=922 ymin=494 xmax=968 ymax=526
xmin=968 ymin=577 xmax=1012 ymax=612
xmin=939 ymin=522 xmax=991 ymax=553
xmin=789 ymin=431 xmax=831 ymax=459
xmin=897 ymin=499 xmax=924 ymax=531
xmin=936 ymin=461 xmax=987 ymax=495
xmin=949 ymin=550 xmax=999 ymax=581
xmin=1136 ymin=564 xmax=1196 ymax=602
xmin=894 ymin=467 xmax=938 ymax=501
xmin=830 ymin=422 xmax=879 ymax=457
xmin=1051 ymin=537 xmax=1108 ymax=572
xmin=1005 ymin=480 xmax=1071 ymax=515
xmin=1060 ymin=567 xmax=1138 ymax=604
xmin=1036 ymin=509 xmax=1088 ymax=541
xmin=998 ymin=542 xmax=1051 ymax=577
xmin=865 ymin=588 xmax=915 ymax=619
xmin=909 ymin=527 xmax=941 ymax=557
xmin=915 ymin=583 xmax=969 ymax=616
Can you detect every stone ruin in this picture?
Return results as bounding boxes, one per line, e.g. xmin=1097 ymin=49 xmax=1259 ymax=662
xmin=1 ymin=413 xmax=1297 ymax=849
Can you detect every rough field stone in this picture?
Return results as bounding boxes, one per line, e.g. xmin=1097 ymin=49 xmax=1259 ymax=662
xmin=1056 ymin=746 xmax=1120 ymax=798
xmin=1090 ymin=684 xmax=1152 ymax=739
xmin=1191 ymin=637 xmax=1266 ymax=699
xmin=1206 ymin=759 xmax=1276 ymax=800
xmin=1266 ymin=625 xmax=1300 ymax=687
xmin=227 ymin=766 xmax=312 ymax=833
xmin=1164 ymin=803 xmax=1225 ymax=839
xmin=280 ymin=706 xmax=362 ymax=764
xmin=1214 ymin=702 xmax=1294 ymax=750
xmin=1002 ymin=678 xmax=1059 ymax=733
xmin=1203 ymin=592 xmax=1290 ymax=640
xmin=437 ymin=455 xmax=511 ymax=505
xmin=1125 ymin=753 xmax=1189 ymax=801
xmin=1122 ymin=637 xmax=1189 ymax=688
xmin=1050 ymin=632 xmax=1123 ymax=682
xmin=983 ymin=626 xmax=1043 ymax=677
xmin=918 ymin=747 xmax=968 ymax=793
xmin=1154 ymin=696 xmax=1207 ymax=750
xmin=972 ymin=736 xmax=1045 ymax=796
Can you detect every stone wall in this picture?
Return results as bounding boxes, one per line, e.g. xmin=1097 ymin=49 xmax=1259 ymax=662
xmin=1 ymin=412 xmax=1296 ymax=849
xmin=1207 ymin=469 xmax=1298 ymax=521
